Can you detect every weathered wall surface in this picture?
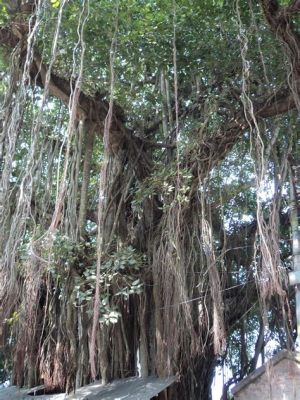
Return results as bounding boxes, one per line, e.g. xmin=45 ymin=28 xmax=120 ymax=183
xmin=234 ymin=358 xmax=300 ymax=400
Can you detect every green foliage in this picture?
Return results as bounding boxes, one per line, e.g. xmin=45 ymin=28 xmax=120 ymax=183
xmin=43 ymin=234 xmax=145 ymax=326
xmin=0 ymin=0 xmax=8 ymax=24
xmin=4 ymin=311 xmax=19 ymax=327
xmin=50 ymin=0 xmax=60 ymax=9
xmin=50 ymin=233 xmax=86 ymax=273
xmin=73 ymin=245 xmax=145 ymax=325
xmin=99 ymin=309 xmax=122 ymax=325
xmin=101 ymin=245 xmax=144 ymax=272
xmin=133 ymin=164 xmax=193 ymax=210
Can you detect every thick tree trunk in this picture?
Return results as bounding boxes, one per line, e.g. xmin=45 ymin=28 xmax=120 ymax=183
xmin=156 ymin=347 xmax=216 ymax=400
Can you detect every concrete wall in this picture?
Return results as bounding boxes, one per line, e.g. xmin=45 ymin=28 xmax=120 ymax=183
xmin=234 ymin=358 xmax=300 ymax=400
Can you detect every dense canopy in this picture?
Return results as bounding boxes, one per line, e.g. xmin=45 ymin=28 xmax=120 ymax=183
xmin=0 ymin=0 xmax=299 ymax=399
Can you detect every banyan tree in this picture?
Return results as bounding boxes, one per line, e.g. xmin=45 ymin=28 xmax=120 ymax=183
xmin=0 ymin=0 xmax=299 ymax=399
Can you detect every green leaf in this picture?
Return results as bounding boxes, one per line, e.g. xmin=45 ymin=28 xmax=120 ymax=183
xmin=50 ymin=0 xmax=60 ymax=9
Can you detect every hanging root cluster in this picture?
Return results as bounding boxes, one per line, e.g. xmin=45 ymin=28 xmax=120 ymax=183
xmin=236 ymin=0 xmax=291 ymax=324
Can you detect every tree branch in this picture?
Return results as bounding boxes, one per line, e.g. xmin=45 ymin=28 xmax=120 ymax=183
xmin=261 ymin=0 xmax=300 ymax=75
xmin=0 ymin=8 xmax=298 ymax=184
